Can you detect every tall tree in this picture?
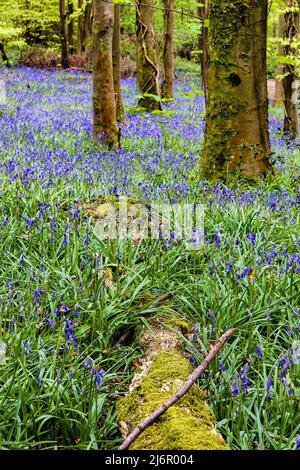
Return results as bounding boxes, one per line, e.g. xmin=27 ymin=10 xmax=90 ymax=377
xmin=161 ymin=0 xmax=175 ymax=99
xmin=198 ymin=0 xmax=209 ymax=98
xmin=67 ymin=0 xmax=75 ymax=54
xmin=77 ymin=0 xmax=93 ymax=54
xmin=59 ymin=0 xmax=69 ymax=68
xmin=113 ymin=4 xmax=125 ymax=121
xmin=282 ymin=0 xmax=299 ymax=138
xmin=93 ymin=0 xmax=119 ymax=147
xmin=202 ymin=0 xmax=271 ymax=182
xmin=136 ymin=0 xmax=161 ymax=111
xmin=273 ymin=12 xmax=285 ymax=105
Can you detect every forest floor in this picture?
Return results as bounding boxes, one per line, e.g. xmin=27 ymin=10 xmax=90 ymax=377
xmin=0 ymin=66 xmax=299 ymax=450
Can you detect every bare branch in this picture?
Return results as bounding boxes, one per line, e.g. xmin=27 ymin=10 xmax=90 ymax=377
xmin=118 ymin=327 xmax=237 ymax=450
xmin=149 ymin=290 xmax=177 ymax=309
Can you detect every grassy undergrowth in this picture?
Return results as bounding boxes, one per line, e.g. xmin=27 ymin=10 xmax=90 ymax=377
xmin=0 ymin=67 xmax=299 ymax=450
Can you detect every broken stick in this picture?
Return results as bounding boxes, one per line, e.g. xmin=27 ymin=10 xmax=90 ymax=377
xmin=118 ymin=327 xmax=236 ymax=450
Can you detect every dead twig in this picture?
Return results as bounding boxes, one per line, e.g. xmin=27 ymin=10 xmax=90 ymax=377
xmin=149 ymin=290 xmax=177 ymax=309
xmin=118 ymin=327 xmax=237 ymax=450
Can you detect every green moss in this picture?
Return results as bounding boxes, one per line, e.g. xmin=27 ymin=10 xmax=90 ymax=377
xmin=164 ymin=317 xmax=192 ymax=334
xmin=117 ymin=350 xmax=229 ymax=450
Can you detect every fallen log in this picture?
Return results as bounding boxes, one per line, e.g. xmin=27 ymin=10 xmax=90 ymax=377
xmin=117 ymin=320 xmax=235 ymax=450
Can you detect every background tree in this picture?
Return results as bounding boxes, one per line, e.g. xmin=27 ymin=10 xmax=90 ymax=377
xmin=67 ymin=0 xmax=75 ymax=53
xmin=92 ymin=0 xmax=119 ymax=147
xmin=77 ymin=0 xmax=93 ymax=54
xmin=273 ymin=12 xmax=285 ymax=105
xmin=202 ymin=0 xmax=271 ymax=182
xmin=282 ymin=0 xmax=299 ymax=138
xmin=136 ymin=0 xmax=161 ymax=111
xmin=161 ymin=0 xmax=175 ymax=99
xmin=113 ymin=4 xmax=125 ymax=121
xmin=198 ymin=0 xmax=208 ymax=97
xmin=59 ymin=0 xmax=69 ymax=68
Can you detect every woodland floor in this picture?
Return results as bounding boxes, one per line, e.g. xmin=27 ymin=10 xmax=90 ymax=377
xmin=0 ymin=67 xmax=299 ymax=450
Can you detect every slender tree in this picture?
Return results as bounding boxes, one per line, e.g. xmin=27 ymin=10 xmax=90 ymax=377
xmin=198 ymin=0 xmax=208 ymax=98
xmin=282 ymin=0 xmax=299 ymax=138
xmin=202 ymin=0 xmax=271 ymax=182
xmin=67 ymin=0 xmax=75 ymax=54
xmin=59 ymin=0 xmax=69 ymax=68
xmin=77 ymin=0 xmax=93 ymax=54
xmin=273 ymin=12 xmax=285 ymax=105
xmin=93 ymin=0 xmax=119 ymax=147
xmin=77 ymin=0 xmax=83 ymax=53
xmin=161 ymin=0 xmax=174 ymax=99
xmin=136 ymin=0 xmax=161 ymax=111
xmin=113 ymin=4 xmax=125 ymax=121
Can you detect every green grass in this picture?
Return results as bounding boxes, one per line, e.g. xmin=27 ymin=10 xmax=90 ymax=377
xmin=0 ymin=67 xmax=299 ymax=450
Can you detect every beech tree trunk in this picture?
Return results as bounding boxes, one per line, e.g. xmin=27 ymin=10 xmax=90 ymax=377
xmin=59 ymin=0 xmax=69 ymax=68
xmin=198 ymin=0 xmax=209 ymax=98
xmin=161 ymin=0 xmax=174 ymax=99
xmin=77 ymin=0 xmax=83 ymax=53
xmin=92 ymin=0 xmax=119 ymax=147
xmin=77 ymin=0 xmax=93 ymax=54
xmin=113 ymin=5 xmax=125 ymax=121
xmin=67 ymin=0 xmax=75 ymax=54
xmin=202 ymin=0 xmax=271 ymax=182
xmin=136 ymin=0 xmax=161 ymax=111
xmin=273 ymin=13 xmax=285 ymax=105
xmin=282 ymin=0 xmax=299 ymax=138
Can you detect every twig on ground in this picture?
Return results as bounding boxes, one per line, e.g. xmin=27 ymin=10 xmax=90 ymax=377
xmin=149 ymin=290 xmax=177 ymax=309
xmin=118 ymin=327 xmax=237 ymax=450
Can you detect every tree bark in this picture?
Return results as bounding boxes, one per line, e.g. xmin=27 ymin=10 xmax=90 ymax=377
xmin=161 ymin=0 xmax=175 ymax=99
xmin=76 ymin=0 xmax=83 ymax=53
xmin=273 ymin=13 xmax=285 ymax=105
xmin=282 ymin=0 xmax=299 ymax=138
xmin=77 ymin=0 xmax=93 ymax=54
xmin=136 ymin=0 xmax=161 ymax=111
xmin=59 ymin=0 xmax=69 ymax=68
xmin=67 ymin=0 xmax=75 ymax=54
xmin=92 ymin=0 xmax=119 ymax=147
xmin=113 ymin=5 xmax=125 ymax=121
xmin=198 ymin=0 xmax=209 ymax=99
xmin=202 ymin=0 xmax=271 ymax=182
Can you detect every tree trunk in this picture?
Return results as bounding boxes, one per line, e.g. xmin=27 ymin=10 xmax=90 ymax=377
xmin=282 ymin=0 xmax=299 ymax=138
xmin=113 ymin=5 xmax=125 ymax=121
xmin=76 ymin=0 xmax=83 ymax=53
xmin=59 ymin=0 xmax=69 ymax=68
xmin=273 ymin=13 xmax=285 ymax=105
xmin=77 ymin=0 xmax=93 ymax=54
xmin=161 ymin=0 xmax=174 ymax=99
xmin=136 ymin=0 xmax=161 ymax=111
xmin=92 ymin=0 xmax=119 ymax=147
xmin=83 ymin=0 xmax=93 ymax=52
xmin=67 ymin=0 xmax=75 ymax=54
xmin=0 ymin=43 xmax=10 ymax=67
xmin=198 ymin=0 xmax=209 ymax=98
xmin=202 ymin=0 xmax=271 ymax=182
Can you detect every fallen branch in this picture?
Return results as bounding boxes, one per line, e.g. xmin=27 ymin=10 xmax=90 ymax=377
xmin=118 ymin=327 xmax=236 ymax=450
xmin=149 ymin=290 xmax=177 ymax=309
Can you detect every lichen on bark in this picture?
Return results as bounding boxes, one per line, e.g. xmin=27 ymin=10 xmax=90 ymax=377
xmin=117 ymin=317 xmax=229 ymax=451
xmin=201 ymin=0 xmax=272 ymax=182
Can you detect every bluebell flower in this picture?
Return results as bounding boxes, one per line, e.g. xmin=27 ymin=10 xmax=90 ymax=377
xmin=266 ymin=376 xmax=273 ymax=399
xmin=255 ymin=346 xmax=264 ymax=360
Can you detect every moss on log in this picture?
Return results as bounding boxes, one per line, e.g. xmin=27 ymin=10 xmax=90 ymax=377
xmin=117 ymin=323 xmax=229 ymax=450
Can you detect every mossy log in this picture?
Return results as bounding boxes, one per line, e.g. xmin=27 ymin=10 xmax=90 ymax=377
xmin=117 ymin=322 xmax=229 ymax=450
